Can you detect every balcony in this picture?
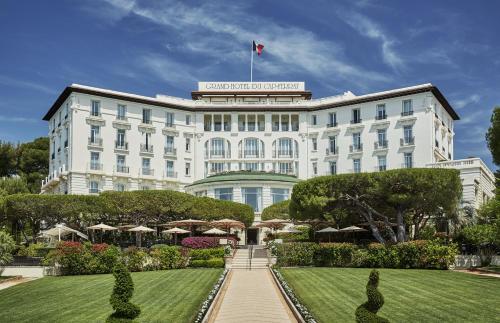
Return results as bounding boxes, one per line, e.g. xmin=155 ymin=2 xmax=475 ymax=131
xmin=374 ymin=141 xmax=388 ymax=150
xmin=349 ymin=144 xmax=363 ymax=153
xmin=89 ymin=162 xmax=103 ymax=171
xmin=239 ymin=150 xmax=264 ymax=158
xmin=272 ymin=150 xmax=296 ymax=158
xmin=375 ymin=114 xmax=387 ymax=120
xmin=140 ymin=168 xmax=154 ymax=177
xmin=325 ymin=147 xmax=338 ymax=156
xmin=164 ymin=147 xmax=177 ymax=156
xmin=115 ymin=141 xmax=129 ymax=151
xmin=41 ymin=164 xmax=67 ymax=188
xmin=208 ymin=150 xmax=231 ymax=159
xmin=88 ymin=137 xmax=103 ymax=147
xmin=140 ymin=144 xmax=154 ymax=154
xmin=142 ymin=119 xmax=152 ymax=125
xmin=116 ymin=115 xmax=128 ymax=121
xmin=273 ymin=168 xmax=297 ymax=176
xmin=401 ymin=110 xmax=414 ymax=117
xmin=350 ymin=119 xmax=362 ymax=124
xmin=115 ymin=165 xmax=130 ymax=174
xmin=164 ymin=171 xmax=178 ymax=179
xmin=400 ymin=137 xmax=415 ymax=146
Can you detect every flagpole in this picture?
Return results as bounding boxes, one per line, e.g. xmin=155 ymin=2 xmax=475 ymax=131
xmin=250 ymin=41 xmax=254 ymax=82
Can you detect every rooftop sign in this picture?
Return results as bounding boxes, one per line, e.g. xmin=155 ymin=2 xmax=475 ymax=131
xmin=198 ymin=82 xmax=305 ymax=92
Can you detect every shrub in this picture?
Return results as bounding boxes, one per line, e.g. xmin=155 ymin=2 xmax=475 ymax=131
xmin=16 ymin=242 xmax=47 ymax=257
xmin=275 ymin=242 xmax=320 ymax=267
xmin=189 ymin=247 xmax=225 ymax=260
xmin=393 ymin=241 xmax=423 ymax=269
xmin=206 ymin=258 xmax=225 ymax=268
xmin=355 ymin=270 xmax=389 ymax=323
xmin=0 ymin=230 xmax=15 ymax=265
xmin=261 ymin=200 xmax=290 ymax=221
xmin=150 ymin=245 xmax=183 ymax=270
xmin=181 ymin=237 xmax=218 ymax=249
xmin=313 ymin=243 xmax=357 ymax=267
xmin=364 ymin=243 xmax=399 ymax=268
xmin=421 ymin=240 xmax=457 ymax=269
xmin=123 ymin=247 xmax=149 ymax=272
xmin=189 ymin=259 xmax=207 ymax=267
xmin=107 ymin=263 xmax=141 ymax=322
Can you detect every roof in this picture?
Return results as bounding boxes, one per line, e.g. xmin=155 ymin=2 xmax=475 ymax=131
xmin=185 ymin=171 xmax=301 ymax=187
xmin=43 ymin=83 xmax=459 ymax=121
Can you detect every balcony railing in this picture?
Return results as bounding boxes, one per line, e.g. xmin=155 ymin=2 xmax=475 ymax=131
xmin=349 ymin=144 xmax=363 ymax=153
xmin=115 ymin=141 xmax=128 ymax=150
xmin=350 ymin=119 xmax=362 ymax=124
xmin=115 ymin=165 xmax=129 ymax=173
xmin=88 ymin=137 xmax=103 ymax=146
xmin=140 ymin=144 xmax=154 ymax=153
xmin=400 ymin=137 xmax=415 ymax=146
xmin=116 ymin=115 xmax=128 ymax=121
xmin=401 ymin=110 xmax=414 ymax=117
xmin=89 ymin=162 xmax=103 ymax=171
xmin=239 ymin=150 xmax=264 ymax=158
xmin=164 ymin=147 xmax=177 ymax=155
xmin=273 ymin=150 xmax=295 ymax=158
xmin=142 ymin=119 xmax=152 ymax=125
xmin=326 ymin=147 xmax=338 ymax=155
xmin=374 ymin=141 xmax=388 ymax=149
xmin=209 ymin=150 xmax=230 ymax=158
xmin=273 ymin=168 xmax=296 ymax=176
xmin=90 ymin=111 xmax=101 ymax=117
xmin=164 ymin=122 xmax=174 ymax=128
xmin=164 ymin=171 xmax=178 ymax=178
xmin=375 ymin=114 xmax=387 ymax=120
xmin=141 ymin=168 xmax=154 ymax=176
xmin=326 ymin=122 xmax=338 ymax=128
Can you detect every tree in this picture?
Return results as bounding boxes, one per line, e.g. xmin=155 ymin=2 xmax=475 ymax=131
xmin=107 ymin=262 xmax=141 ymax=322
xmin=355 ymin=270 xmax=389 ymax=323
xmin=486 ymin=107 xmax=500 ymax=166
xmin=16 ymin=137 xmax=49 ymax=193
xmin=0 ymin=230 xmax=15 ymax=265
xmin=0 ymin=141 xmax=16 ymax=177
xmin=262 ymin=200 xmax=290 ymax=220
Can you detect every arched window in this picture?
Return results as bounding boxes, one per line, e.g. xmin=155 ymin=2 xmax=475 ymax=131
xmin=272 ymin=138 xmax=298 ymax=158
xmin=205 ymin=138 xmax=231 ymax=159
xmin=238 ymin=138 xmax=265 ymax=158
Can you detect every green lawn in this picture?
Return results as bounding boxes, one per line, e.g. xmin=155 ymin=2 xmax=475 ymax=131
xmin=0 ymin=268 xmax=222 ymax=323
xmin=280 ymin=268 xmax=500 ymax=323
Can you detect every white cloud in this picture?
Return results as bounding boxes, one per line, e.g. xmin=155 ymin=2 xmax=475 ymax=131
xmin=338 ymin=12 xmax=404 ymax=70
xmin=93 ymin=0 xmax=389 ymax=89
xmin=0 ymin=115 xmax=39 ymax=123
xmin=453 ymin=94 xmax=481 ymax=110
xmin=0 ymin=75 xmax=56 ymax=95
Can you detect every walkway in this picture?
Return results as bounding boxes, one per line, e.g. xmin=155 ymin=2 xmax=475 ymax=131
xmin=0 ymin=277 xmax=38 ymax=291
xmin=210 ymin=269 xmax=297 ymax=323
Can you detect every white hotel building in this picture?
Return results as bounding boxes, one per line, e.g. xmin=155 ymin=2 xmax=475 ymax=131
xmin=42 ymin=81 xmax=495 ymax=241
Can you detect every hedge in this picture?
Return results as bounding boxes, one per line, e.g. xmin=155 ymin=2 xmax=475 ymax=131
xmin=261 ymin=200 xmax=290 ymax=221
xmin=276 ymin=240 xmax=457 ymax=269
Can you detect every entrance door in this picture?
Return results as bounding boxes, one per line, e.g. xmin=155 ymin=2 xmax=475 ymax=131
xmin=246 ymin=228 xmax=258 ymax=245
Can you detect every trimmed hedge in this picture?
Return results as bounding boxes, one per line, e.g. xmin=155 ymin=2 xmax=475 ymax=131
xmin=276 ymin=240 xmax=457 ymax=269
xmin=189 ymin=258 xmax=224 ymax=268
xmin=261 ymin=200 xmax=290 ymax=221
xmin=189 ymin=247 xmax=225 ymax=260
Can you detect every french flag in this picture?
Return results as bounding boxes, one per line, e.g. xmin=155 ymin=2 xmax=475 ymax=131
xmin=253 ymin=41 xmax=264 ymax=56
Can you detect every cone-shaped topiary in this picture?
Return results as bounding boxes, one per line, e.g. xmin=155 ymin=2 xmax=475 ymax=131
xmin=106 ymin=262 xmax=141 ymax=322
xmin=355 ymin=270 xmax=389 ymax=323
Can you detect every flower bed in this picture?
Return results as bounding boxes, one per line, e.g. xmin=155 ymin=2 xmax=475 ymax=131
xmin=193 ymin=269 xmax=229 ymax=323
xmin=272 ymin=268 xmax=317 ymax=323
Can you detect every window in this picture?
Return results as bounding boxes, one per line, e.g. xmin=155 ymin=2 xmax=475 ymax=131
xmin=166 ymin=160 xmax=175 ymax=177
xmin=91 ymin=100 xmax=100 ymax=116
xmin=271 ymin=188 xmax=289 ymax=204
xmin=116 ymin=155 xmax=127 ymax=173
xmin=215 ymin=188 xmax=233 ymax=201
xmin=353 ymin=159 xmax=361 ymax=173
xmin=244 ymin=138 xmax=259 ymax=157
xmin=352 ymin=108 xmax=361 ymax=123
xmin=247 ymin=115 xmax=256 ymax=131
xmin=312 ymin=162 xmax=318 ymax=175
xmin=224 ymin=115 xmax=231 ymax=131
xmin=403 ymin=125 xmax=414 ymax=144
xmin=238 ymin=115 xmax=246 ymax=131
xmin=64 ymin=128 xmax=69 ymax=148
xmin=377 ymin=129 xmax=387 ymax=148
xmin=402 ymin=99 xmax=413 ymax=116
xmin=186 ymin=115 xmax=191 ymax=125
xmin=165 ymin=112 xmax=174 ymax=127
xmin=378 ymin=155 xmax=387 ymax=171
xmin=211 ymin=138 xmax=225 ymax=157
xmin=141 ymin=186 xmax=150 ymax=191
xmin=195 ymin=190 xmax=207 ymax=197
xmin=257 ymin=115 xmax=265 ymax=131
xmin=142 ymin=132 xmax=152 ymax=151
xmin=185 ymin=162 xmax=191 ymax=176
xmin=90 ymin=125 xmax=100 ymax=144
xmin=272 ymin=115 xmax=280 ymax=131
xmin=376 ymin=104 xmax=386 ymax=120
xmin=117 ymin=104 xmax=127 ymax=120
xmin=243 ymin=162 xmax=260 ymax=171
xmin=142 ymin=108 xmax=152 ymax=124
xmin=329 ymin=161 xmax=337 ymax=175
xmin=210 ymin=162 xmax=226 ymax=174
xmin=213 ymin=114 xmax=222 ymax=131
xmin=116 ymin=129 xmax=126 ymax=149
xmin=404 ymin=152 xmax=413 ymax=168
xmin=311 ymin=115 xmax=317 ymax=125
xmin=328 ymin=112 xmax=337 ymax=127
xmin=64 ymin=103 xmax=69 ymax=119
xmin=90 ymin=152 xmax=100 ymax=170
xmin=115 ymin=183 xmax=125 ymax=192
xmin=276 ymin=162 xmax=293 ymax=174
xmin=142 ymin=158 xmax=151 ymax=175
xmin=328 ymin=136 xmax=337 ymax=154
xmin=185 ymin=138 xmax=191 ymax=152
xmin=165 ymin=136 xmax=175 ymax=153
xmin=291 ymin=115 xmax=299 ymax=131
xmin=204 ymin=115 xmax=212 ymax=131
xmin=311 ymin=138 xmax=317 ymax=151
xmin=278 ymin=138 xmax=292 ymax=157
xmin=242 ymin=187 xmax=262 ymax=212
xmin=89 ymin=181 xmax=99 ymax=194
xmin=281 ymin=115 xmax=289 ymax=131
xmin=352 ymin=132 xmax=361 ymax=150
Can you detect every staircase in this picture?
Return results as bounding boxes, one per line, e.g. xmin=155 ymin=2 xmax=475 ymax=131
xmin=231 ymin=246 xmax=269 ymax=269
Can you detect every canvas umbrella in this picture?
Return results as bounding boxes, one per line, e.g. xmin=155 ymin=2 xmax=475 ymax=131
xmin=162 ymin=227 xmax=190 ymax=245
xmin=202 ymin=228 xmax=227 ymax=235
xmin=168 ymin=219 xmax=209 ymax=236
xmin=128 ymin=225 xmax=155 ymax=247
xmin=87 ymin=223 xmax=117 ymax=243
xmin=316 ymin=227 xmax=339 ymax=242
xmin=41 ymin=224 xmax=88 ymax=242
xmin=339 ymin=226 xmax=367 ymax=243
xmin=211 ymin=219 xmax=245 ymax=240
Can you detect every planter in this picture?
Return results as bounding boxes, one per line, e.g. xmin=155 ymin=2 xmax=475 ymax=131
xmin=224 ymin=256 xmax=233 ymax=269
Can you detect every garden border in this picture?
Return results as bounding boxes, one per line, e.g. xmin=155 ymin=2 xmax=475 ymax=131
xmin=196 ymin=268 xmax=230 ymax=323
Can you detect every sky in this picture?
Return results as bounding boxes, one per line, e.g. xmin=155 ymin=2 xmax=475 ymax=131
xmin=0 ymin=0 xmax=499 ymax=169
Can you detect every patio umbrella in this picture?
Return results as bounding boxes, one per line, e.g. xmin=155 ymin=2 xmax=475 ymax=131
xmin=256 ymin=219 xmax=289 ymax=232
xmin=87 ymin=223 xmax=117 ymax=243
xmin=277 ymin=227 xmax=302 ymax=234
xmin=203 ymin=228 xmax=227 ymax=235
xmin=129 ymin=225 xmax=155 ymax=247
xmin=339 ymin=226 xmax=367 ymax=243
xmin=316 ymin=227 xmax=339 ymax=242
xmin=41 ymin=224 xmax=88 ymax=242
xmin=168 ymin=219 xmax=209 ymax=236
xmin=211 ymin=219 xmax=245 ymax=241
xmin=162 ymin=227 xmax=190 ymax=245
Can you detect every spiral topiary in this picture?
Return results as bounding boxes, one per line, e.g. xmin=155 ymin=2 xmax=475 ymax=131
xmin=106 ymin=262 xmax=141 ymax=322
xmin=355 ymin=270 xmax=389 ymax=323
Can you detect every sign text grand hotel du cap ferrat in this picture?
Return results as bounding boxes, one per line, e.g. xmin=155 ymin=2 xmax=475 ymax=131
xmin=198 ymin=82 xmax=305 ymax=92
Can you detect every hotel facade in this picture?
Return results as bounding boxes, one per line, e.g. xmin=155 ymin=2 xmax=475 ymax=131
xmin=42 ymin=82 xmax=495 ymax=242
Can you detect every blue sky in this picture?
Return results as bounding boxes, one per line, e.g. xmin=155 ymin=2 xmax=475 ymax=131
xmin=0 ymin=0 xmax=499 ymax=168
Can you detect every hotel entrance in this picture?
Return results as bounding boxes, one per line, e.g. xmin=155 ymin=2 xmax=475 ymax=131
xmin=246 ymin=228 xmax=259 ymax=245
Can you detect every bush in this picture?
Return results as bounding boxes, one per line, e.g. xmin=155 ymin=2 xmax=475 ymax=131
xmin=261 ymin=200 xmax=290 ymax=221
xmin=189 ymin=247 xmax=225 ymax=260
xmin=206 ymin=258 xmax=225 ymax=268
xmin=189 ymin=259 xmax=207 ymax=267
xmin=313 ymin=243 xmax=357 ymax=267
xmin=0 ymin=230 xmax=15 ymax=265
xmin=123 ymin=247 xmax=149 ymax=272
xmin=275 ymin=242 xmax=320 ymax=267
xmin=150 ymin=245 xmax=183 ymax=270
xmin=355 ymin=270 xmax=389 ymax=323
xmin=422 ymin=240 xmax=457 ymax=269
xmin=107 ymin=263 xmax=141 ymax=322
xmin=16 ymin=242 xmax=48 ymax=257
xmin=181 ymin=237 xmax=218 ymax=249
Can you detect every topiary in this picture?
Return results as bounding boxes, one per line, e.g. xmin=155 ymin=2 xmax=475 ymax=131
xmin=355 ymin=270 xmax=389 ymax=323
xmin=106 ymin=262 xmax=141 ymax=322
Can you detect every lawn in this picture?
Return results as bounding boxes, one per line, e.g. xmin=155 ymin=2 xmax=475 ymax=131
xmin=0 ymin=268 xmax=222 ymax=323
xmin=280 ymin=268 xmax=500 ymax=323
